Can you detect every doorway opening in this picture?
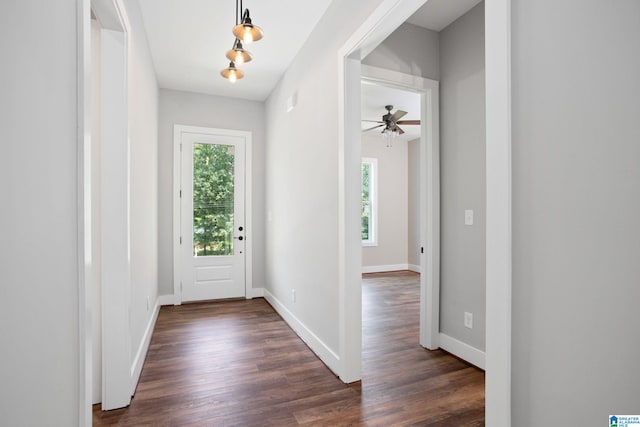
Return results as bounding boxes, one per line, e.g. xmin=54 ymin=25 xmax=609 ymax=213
xmin=338 ymin=1 xmax=512 ymax=425
xmin=358 ymin=67 xmax=440 ymax=353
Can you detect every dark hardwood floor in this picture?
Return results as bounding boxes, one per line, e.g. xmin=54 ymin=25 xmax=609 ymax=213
xmin=94 ymin=271 xmax=484 ymax=426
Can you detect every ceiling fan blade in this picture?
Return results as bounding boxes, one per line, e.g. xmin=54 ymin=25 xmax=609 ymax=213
xmin=397 ymin=120 xmax=420 ymax=125
xmin=362 ymin=124 xmax=385 ymax=132
xmin=362 ymin=120 xmax=384 ymax=123
xmin=389 ymin=110 xmax=407 ymax=122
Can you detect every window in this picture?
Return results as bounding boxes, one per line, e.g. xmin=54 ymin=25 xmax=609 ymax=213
xmin=361 ymin=158 xmax=378 ymax=246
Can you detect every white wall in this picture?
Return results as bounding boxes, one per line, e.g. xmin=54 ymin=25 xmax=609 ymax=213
xmin=265 ymin=0 xmax=386 ymax=357
xmin=157 ymin=88 xmax=266 ymax=295
xmin=439 ymin=3 xmax=486 ymax=351
xmin=125 ymin=0 xmax=159 ymax=385
xmin=407 ymin=138 xmax=420 ymax=268
xmin=363 ymin=22 xmax=440 ymax=81
xmin=511 ymin=0 xmax=640 ymax=424
xmin=362 ymin=136 xmax=409 ymax=269
xmin=0 ymin=1 xmax=80 ymax=425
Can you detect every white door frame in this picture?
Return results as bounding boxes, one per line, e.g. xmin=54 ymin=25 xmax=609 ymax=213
xmin=338 ymin=0 xmax=512 ymax=425
xmin=360 ymin=64 xmax=440 ymax=350
xmin=78 ymin=0 xmax=136 ymax=419
xmin=77 ymin=0 xmax=92 ymax=424
xmin=91 ymin=0 xmax=134 ymax=413
xmin=173 ymin=125 xmax=254 ymax=303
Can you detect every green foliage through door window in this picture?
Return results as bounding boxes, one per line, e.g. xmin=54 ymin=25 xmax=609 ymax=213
xmin=193 ymin=143 xmax=235 ymax=256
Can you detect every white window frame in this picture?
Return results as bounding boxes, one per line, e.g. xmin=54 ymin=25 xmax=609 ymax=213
xmin=361 ymin=157 xmax=378 ymax=247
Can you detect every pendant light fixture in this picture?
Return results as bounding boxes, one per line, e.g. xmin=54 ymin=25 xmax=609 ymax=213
xmin=225 ymin=39 xmax=252 ymax=65
xmin=232 ymin=8 xmax=264 ymax=44
xmin=220 ymin=61 xmax=244 ymax=83
xmin=220 ymin=0 xmax=264 ymax=82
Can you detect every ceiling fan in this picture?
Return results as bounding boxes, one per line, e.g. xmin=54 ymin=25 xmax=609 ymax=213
xmin=362 ymin=105 xmax=420 ymax=135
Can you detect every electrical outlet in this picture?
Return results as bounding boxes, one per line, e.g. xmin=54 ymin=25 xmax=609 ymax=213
xmin=465 ymin=209 xmax=474 ymax=225
xmin=464 ymin=312 xmax=473 ymax=329
xmin=291 ymin=289 xmax=296 ymax=303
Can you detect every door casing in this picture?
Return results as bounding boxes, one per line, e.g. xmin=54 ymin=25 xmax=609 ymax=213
xmin=173 ymin=125 xmax=254 ymax=304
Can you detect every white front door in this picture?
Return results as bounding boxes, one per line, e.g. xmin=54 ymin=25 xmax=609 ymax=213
xmin=179 ymin=130 xmax=246 ymax=301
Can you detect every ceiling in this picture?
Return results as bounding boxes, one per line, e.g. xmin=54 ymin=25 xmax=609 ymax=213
xmin=136 ymin=0 xmax=481 ymax=103
xmin=407 ymin=0 xmax=482 ymax=31
xmin=361 ymin=82 xmax=421 ymax=142
xmin=137 ymin=0 xmax=333 ymax=101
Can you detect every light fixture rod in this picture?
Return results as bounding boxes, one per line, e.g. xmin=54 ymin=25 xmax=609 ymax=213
xmin=235 ymin=0 xmax=244 ymax=25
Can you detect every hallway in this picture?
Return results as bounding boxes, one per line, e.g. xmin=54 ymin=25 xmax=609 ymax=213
xmin=93 ymin=271 xmax=484 ymax=426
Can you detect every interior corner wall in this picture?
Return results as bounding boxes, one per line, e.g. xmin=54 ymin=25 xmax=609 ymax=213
xmin=407 ymin=138 xmax=420 ymax=268
xmin=264 ymin=0 xmax=386 ymax=357
xmin=511 ymin=0 xmax=640 ymax=424
xmin=438 ymin=2 xmax=486 ymax=351
xmin=363 ymin=22 xmax=440 ymax=81
xmin=125 ymin=0 xmax=160 ymax=380
xmin=361 ymin=136 xmax=409 ymax=269
xmin=157 ymin=89 xmax=266 ymax=295
xmin=0 ymin=1 xmax=80 ymax=425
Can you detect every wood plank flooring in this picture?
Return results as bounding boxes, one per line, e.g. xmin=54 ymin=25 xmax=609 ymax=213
xmin=93 ymin=271 xmax=484 ymax=426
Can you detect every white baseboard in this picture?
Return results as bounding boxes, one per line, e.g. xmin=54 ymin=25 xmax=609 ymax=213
xmin=438 ymin=333 xmax=485 ymax=370
xmin=362 ymin=263 xmax=410 ymax=273
xmin=263 ymin=289 xmax=340 ymax=375
xmin=130 ymin=298 xmax=161 ymax=395
xmin=408 ymin=264 xmax=421 ymax=273
xmin=248 ymin=287 xmax=264 ymax=298
xmin=157 ymin=294 xmax=180 ymax=306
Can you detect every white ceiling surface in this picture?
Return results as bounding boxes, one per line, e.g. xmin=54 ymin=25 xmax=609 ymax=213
xmin=406 ymin=0 xmax=482 ymax=31
xmin=361 ymin=82 xmax=421 ymax=142
xmin=137 ymin=0 xmax=333 ymax=101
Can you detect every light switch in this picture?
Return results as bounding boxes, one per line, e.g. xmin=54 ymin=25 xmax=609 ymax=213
xmin=465 ymin=209 xmax=474 ymax=225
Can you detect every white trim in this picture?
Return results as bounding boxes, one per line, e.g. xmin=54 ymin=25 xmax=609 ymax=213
xmin=362 ymin=264 xmax=410 ymax=274
xmin=172 ymin=126 xmax=181 ymax=302
xmin=77 ymin=0 xmax=92 ymax=424
xmin=360 ymin=65 xmax=441 ymax=352
xmin=408 ymin=264 xmax=421 ymax=273
xmin=263 ymin=289 xmax=340 ymax=375
xmin=485 ymin=0 xmax=512 ymax=425
xmin=157 ymin=294 xmax=180 ymax=306
xmin=248 ymin=287 xmax=264 ymax=298
xmin=129 ymin=300 xmax=160 ymax=395
xmin=172 ymin=125 xmax=253 ymax=303
xmin=439 ymin=333 xmax=486 ymax=370
xmin=96 ymin=0 xmax=132 ymax=411
xmin=337 ymin=56 xmax=363 ymax=383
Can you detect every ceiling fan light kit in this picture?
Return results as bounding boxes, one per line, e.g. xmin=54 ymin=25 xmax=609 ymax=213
xmin=221 ymin=0 xmax=263 ymax=82
xmin=361 ymin=104 xmax=421 ymax=145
